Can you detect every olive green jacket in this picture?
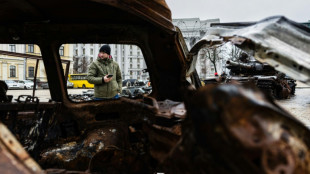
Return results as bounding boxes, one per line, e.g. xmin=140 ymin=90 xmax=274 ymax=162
xmin=87 ymin=58 xmax=122 ymax=98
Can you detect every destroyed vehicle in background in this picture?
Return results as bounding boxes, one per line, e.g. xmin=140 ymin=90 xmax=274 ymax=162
xmin=69 ymin=90 xmax=94 ymax=102
xmin=122 ymin=79 xmax=137 ymax=87
xmin=0 ymin=0 xmax=310 ymax=174
xmin=224 ymin=56 xmax=296 ymax=99
xmin=121 ymin=87 xmax=146 ymax=98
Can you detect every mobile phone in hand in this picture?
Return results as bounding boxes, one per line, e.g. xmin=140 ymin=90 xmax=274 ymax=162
xmin=107 ymin=74 xmax=113 ymax=78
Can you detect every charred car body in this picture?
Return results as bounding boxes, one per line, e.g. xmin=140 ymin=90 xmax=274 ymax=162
xmin=0 ymin=0 xmax=310 ymax=174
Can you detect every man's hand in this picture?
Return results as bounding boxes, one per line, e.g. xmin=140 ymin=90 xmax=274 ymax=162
xmin=103 ymin=75 xmax=112 ymax=83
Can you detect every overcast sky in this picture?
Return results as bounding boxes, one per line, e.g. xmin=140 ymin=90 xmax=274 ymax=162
xmin=165 ymin=0 xmax=310 ymax=23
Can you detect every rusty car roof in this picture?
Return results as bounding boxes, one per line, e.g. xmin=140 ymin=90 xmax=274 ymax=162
xmin=0 ymin=0 xmax=175 ymax=33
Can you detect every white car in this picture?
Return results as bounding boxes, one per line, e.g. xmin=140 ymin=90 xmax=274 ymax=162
xmin=5 ymin=80 xmax=21 ymax=89
xmin=18 ymin=80 xmax=38 ymax=89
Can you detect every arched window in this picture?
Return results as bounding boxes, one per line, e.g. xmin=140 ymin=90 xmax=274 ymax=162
xmin=10 ymin=65 xmax=16 ymax=77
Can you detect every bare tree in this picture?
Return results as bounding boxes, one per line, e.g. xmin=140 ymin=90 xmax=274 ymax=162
xmin=73 ymin=56 xmax=90 ymax=74
xmin=201 ymin=46 xmax=223 ymax=75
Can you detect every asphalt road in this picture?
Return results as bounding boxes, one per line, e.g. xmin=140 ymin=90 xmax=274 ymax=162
xmin=7 ymin=87 xmax=310 ymax=128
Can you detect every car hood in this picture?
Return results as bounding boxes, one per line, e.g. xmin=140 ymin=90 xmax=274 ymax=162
xmin=189 ymin=16 xmax=310 ymax=85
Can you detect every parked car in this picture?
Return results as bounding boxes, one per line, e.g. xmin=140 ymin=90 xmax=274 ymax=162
xmin=14 ymin=80 xmax=24 ymax=89
xmin=67 ymin=80 xmax=74 ymax=88
xmin=18 ymin=80 xmax=38 ymax=89
xmin=41 ymin=82 xmax=49 ymax=89
xmin=5 ymin=80 xmax=22 ymax=89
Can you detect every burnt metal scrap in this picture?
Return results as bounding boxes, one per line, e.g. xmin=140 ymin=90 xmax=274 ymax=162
xmin=162 ymin=84 xmax=310 ymax=174
xmin=0 ymin=122 xmax=42 ymax=174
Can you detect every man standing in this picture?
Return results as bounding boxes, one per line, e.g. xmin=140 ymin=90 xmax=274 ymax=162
xmin=87 ymin=45 xmax=122 ymax=99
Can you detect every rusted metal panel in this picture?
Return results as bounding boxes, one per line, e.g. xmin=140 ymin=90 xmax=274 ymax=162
xmin=162 ymin=84 xmax=310 ymax=173
xmin=0 ymin=122 xmax=42 ymax=174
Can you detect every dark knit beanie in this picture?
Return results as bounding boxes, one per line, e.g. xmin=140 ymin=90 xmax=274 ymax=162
xmin=99 ymin=45 xmax=111 ymax=55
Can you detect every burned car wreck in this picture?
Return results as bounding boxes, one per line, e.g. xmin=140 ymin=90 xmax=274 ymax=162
xmin=0 ymin=0 xmax=310 ymax=174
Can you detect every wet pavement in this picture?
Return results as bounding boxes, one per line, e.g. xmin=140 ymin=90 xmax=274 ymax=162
xmin=276 ymin=87 xmax=310 ymax=128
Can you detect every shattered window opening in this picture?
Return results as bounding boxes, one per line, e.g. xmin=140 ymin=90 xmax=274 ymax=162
xmin=66 ymin=44 xmax=151 ymax=102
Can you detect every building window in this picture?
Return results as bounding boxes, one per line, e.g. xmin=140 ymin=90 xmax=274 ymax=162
xmin=90 ymin=57 xmax=93 ymax=63
xmin=9 ymin=44 xmax=16 ymax=52
xmin=130 ymin=58 xmax=132 ymax=62
xmin=10 ymin=65 xmax=16 ymax=77
xmin=28 ymin=44 xmax=34 ymax=53
xmin=130 ymin=71 xmax=132 ymax=75
xmin=59 ymin=46 xmax=64 ymax=56
xmin=83 ymin=48 xmax=85 ymax=55
xmin=130 ymin=64 xmax=132 ymax=68
xmin=75 ymin=49 xmax=78 ymax=55
xmin=90 ymin=48 xmax=93 ymax=55
xmin=137 ymin=58 xmax=140 ymax=63
xmin=28 ymin=66 xmax=34 ymax=77
xmin=137 ymin=64 xmax=140 ymax=69
xmin=137 ymin=51 xmax=140 ymax=56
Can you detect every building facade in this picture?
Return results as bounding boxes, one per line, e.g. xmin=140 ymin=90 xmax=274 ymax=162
xmin=173 ymin=18 xmax=221 ymax=79
xmin=173 ymin=18 xmax=220 ymax=49
xmin=0 ymin=44 xmax=73 ymax=82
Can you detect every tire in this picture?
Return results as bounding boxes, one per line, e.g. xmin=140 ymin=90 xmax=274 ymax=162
xmin=82 ymin=84 xmax=86 ymax=89
xmin=24 ymin=86 xmax=27 ymax=89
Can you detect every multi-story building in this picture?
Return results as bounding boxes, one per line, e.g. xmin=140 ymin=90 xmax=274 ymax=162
xmin=173 ymin=18 xmax=220 ymax=49
xmin=173 ymin=18 xmax=221 ymax=79
xmin=73 ymin=44 xmax=148 ymax=81
xmin=0 ymin=44 xmax=25 ymax=80
xmin=0 ymin=44 xmax=73 ymax=82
